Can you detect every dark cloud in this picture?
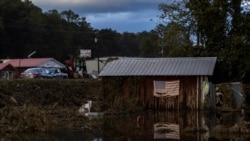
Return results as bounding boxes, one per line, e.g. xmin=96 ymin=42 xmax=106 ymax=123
xmin=30 ymin=0 xmax=166 ymax=32
xmin=32 ymin=0 xmax=161 ymax=13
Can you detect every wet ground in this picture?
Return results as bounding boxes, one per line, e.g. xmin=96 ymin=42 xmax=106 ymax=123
xmin=1 ymin=79 xmax=250 ymax=140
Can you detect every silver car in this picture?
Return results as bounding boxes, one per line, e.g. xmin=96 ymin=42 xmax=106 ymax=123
xmin=20 ymin=68 xmax=51 ymax=79
xmin=47 ymin=68 xmax=68 ymax=79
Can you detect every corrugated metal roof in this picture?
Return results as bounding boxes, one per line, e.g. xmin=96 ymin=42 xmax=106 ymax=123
xmin=99 ymin=57 xmax=217 ymax=76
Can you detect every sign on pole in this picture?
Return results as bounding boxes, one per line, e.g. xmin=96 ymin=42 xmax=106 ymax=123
xmin=80 ymin=49 xmax=91 ymax=58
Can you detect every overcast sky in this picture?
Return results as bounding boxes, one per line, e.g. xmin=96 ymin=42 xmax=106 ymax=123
xmin=30 ymin=0 xmax=168 ymax=33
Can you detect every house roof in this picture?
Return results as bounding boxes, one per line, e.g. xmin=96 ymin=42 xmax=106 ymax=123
xmin=99 ymin=57 xmax=217 ymax=76
xmin=0 ymin=63 xmax=15 ymax=70
xmin=4 ymin=58 xmax=66 ymax=68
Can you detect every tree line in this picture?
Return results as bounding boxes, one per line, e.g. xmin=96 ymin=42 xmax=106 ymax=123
xmin=0 ymin=0 xmax=143 ymax=60
xmin=154 ymin=0 xmax=250 ymax=83
xmin=0 ymin=0 xmax=250 ymax=83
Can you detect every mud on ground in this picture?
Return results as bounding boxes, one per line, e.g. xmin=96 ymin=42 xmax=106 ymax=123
xmin=0 ymin=79 xmax=103 ymax=135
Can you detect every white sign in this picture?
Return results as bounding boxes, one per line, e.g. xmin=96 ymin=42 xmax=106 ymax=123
xmin=80 ymin=49 xmax=91 ymax=58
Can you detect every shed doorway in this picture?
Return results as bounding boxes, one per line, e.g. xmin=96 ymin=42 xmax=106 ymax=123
xmin=153 ymin=80 xmax=180 ymax=110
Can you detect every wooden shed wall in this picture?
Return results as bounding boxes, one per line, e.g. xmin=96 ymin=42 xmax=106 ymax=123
xmin=103 ymin=76 xmax=208 ymax=110
xmin=137 ymin=76 xmax=203 ymax=110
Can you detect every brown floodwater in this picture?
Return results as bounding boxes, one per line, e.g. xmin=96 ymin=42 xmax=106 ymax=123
xmin=1 ymin=111 xmax=250 ymax=141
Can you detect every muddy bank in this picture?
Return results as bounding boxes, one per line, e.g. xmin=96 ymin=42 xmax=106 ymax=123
xmin=0 ymin=79 xmax=103 ymax=108
xmin=0 ymin=79 xmax=103 ymax=135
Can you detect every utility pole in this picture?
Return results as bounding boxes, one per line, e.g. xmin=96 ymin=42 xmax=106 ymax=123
xmin=94 ymin=37 xmax=99 ymax=73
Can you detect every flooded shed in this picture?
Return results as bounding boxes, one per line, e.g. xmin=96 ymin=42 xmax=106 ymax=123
xmin=99 ymin=57 xmax=217 ymax=111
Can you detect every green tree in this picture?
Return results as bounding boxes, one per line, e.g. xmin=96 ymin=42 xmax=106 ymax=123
xmin=158 ymin=0 xmax=250 ymax=82
xmin=95 ymin=29 xmax=122 ymax=57
xmin=162 ymin=22 xmax=193 ymax=57
xmin=0 ymin=0 xmax=143 ymax=64
xmin=157 ymin=1 xmax=194 ymax=57
xmin=42 ymin=10 xmax=70 ymax=60
xmin=120 ymin=32 xmax=140 ymax=57
xmin=0 ymin=0 xmax=44 ymax=58
xmin=139 ymin=31 xmax=160 ymax=57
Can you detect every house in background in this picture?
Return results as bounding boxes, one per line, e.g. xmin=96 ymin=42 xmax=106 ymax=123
xmin=85 ymin=56 xmax=119 ymax=75
xmin=1 ymin=58 xmax=66 ymax=76
xmin=0 ymin=63 xmax=16 ymax=79
xmin=99 ymin=57 xmax=217 ymax=110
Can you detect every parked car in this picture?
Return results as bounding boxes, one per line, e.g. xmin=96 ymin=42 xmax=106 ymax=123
xmin=20 ymin=68 xmax=51 ymax=79
xmin=47 ymin=68 xmax=68 ymax=79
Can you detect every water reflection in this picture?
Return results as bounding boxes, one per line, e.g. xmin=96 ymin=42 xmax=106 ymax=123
xmin=2 ymin=111 xmax=250 ymax=141
xmin=154 ymin=122 xmax=180 ymax=140
xmin=103 ymin=111 xmax=250 ymax=141
xmin=0 ymin=131 xmax=102 ymax=141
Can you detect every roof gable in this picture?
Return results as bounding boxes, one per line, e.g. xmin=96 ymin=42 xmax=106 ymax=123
xmin=0 ymin=63 xmax=15 ymax=70
xmin=99 ymin=57 xmax=217 ymax=76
